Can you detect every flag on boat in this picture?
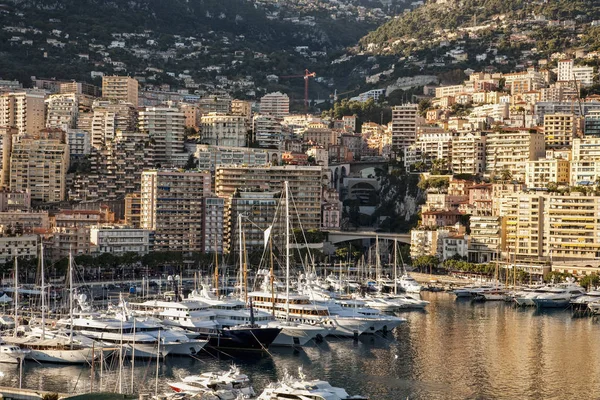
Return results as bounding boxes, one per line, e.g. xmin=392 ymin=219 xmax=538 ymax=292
xmin=264 ymin=225 xmax=272 ymax=250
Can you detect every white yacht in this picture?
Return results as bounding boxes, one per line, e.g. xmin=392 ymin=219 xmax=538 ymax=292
xmin=128 ymin=298 xmax=281 ymax=351
xmin=56 ymin=315 xmax=206 ymax=358
xmin=532 ymin=285 xmax=586 ymax=309
xmin=168 ymin=365 xmax=255 ymax=398
xmin=3 ymin=334 xmax=98 ymax=364
xmin=258 ymin=368 xmax=368 ymax=400
xmin=571 ymin=289 xmax=600 ymax=313
xmin=397 ymin=274 xmax=422 ymax=293
xmin=513 ymin=286 xmax=552 ymax=307
xmin=190 ymin=285 xmax=329 ymax=347
xmin=0 ymin=341 xmax=28 ymax=364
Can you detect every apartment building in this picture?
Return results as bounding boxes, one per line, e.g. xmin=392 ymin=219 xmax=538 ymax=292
xmin=91 ymin=101 xmax=138 ymax=149
xmin=138 ymin=106 xmax=186 ymax=167
xmin=201 ymin=197 xmax=225 ymax=254
xmin=0 ymin=127 xmax=17 ymax=189
xmin=0 ymin=90 xmax=45 ymax=135
xmin=194 ymin=145 xmax=278 ymax=172
xmin=259 ymin=92 xmax=290 ymax=118
xmin=410 ymin=228 xmax=450 ymax=258
xmin=571 ymin=137 xmax=600 ymax=185
xmin=302 ymin=127 xmax=339 ymax=149
xmin=51 ymin=210 xmax=103 ymax=259
xmin=557 ymin=59 xmax=595 ymax=87
xmin=178 ymin=103 xmax=201 ymax=130
xmin=391 ymin=104 xmax=420 ymax=151
xmin=525 ymin=158 xmax=570 ymax=189
xmin=198 ymin=95 xmax=232 ymax=114
xmin=10 ymin=129 xmax=69 ymax=202
xmin=0 ymin=190 xmax=31 ymax=212
xmin=499 ymin=194 xmax=544 ymax=262
xmin=228 ymin=190 xmax=280 ymax=253
xmin=404 ymin=128 xmax=452 ymax=168
xmin=215 ymin=165 xmax=323 ymax=251
xmin=200 ymin=113 xmax=247 ymax=148
xmin=584 ymin=110 xmax=600 ymax=137
xmin=0 ymin=235 xmax=38 ymax=264
xmin=485 ymin=128 xmax=546 ymax=181
xmin=90 ymin=225 xmax=153 ymax=255
xmin=141 ymin=170 xmax=212 ymax=252
xmin=451 ymin=131 xmax=487 ymax=175
xmin=102 ymin=76 xmax=138 ymax=107
xmin=253 ymin=114 xmax=283 ymax=148
xmin=45 ymin=93 xmax=79 ymax=130
xmin=70 ymin=130 xmax=154 ymax=201
xmin=66 ymin=129 xmax=91 ymax=158
xmin=543 ymin=113 xmax=579 ymax=149
xmin=124 ymin=193 xmax=141 ymax=228
xmin=231 ymin=99 xmax=253 ymax=124
xmin=0 ymin=211 xmax=49 ymax=234
xmin=468 ymin=216 xmax=502 ymax=263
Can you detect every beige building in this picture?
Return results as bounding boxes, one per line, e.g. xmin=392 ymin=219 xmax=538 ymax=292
xmin=90 ymin=224 xmax=152 ymax=255
xmin=141 ymin=170 xmax=212 ymax=252
xmin=0 ymin=235 xmax=38 ymax=264
xmin=260 ymin=92 xmax=289 ymax=118
xmin=139 ymin=106 xmax=186 ymax=166
xmin=253 ymin=114 xmax=283 ymax=148
xmin=405 ymin=127 xmax=452 ymax=168
xmin=391 ymin=104 xmax=420 ymax=151
xmin=200 ymin=113 xmax=247 ymax=148
xmin=201 ymin=197 xmax=225 ymax=254
xmin=91 ymin=101 xmax=138 ymax=149
xmin=10 ymin=129 xmax=69 ymax=202
xmin=485 ymin=128 xmax=546 ymax=181
xmin=451 ymin=131 xmax=487 ymax=175
xmin=124 ymin=193 xmax=141 ymax=228
xmin=525 ymin=158 xmax=570 ymax=189
xmin=468 ymin=216 xmax=502 ymax=263
xmin=45 ymin=93 xmax=79 ymax=130
xmin=178 ymin=103 xmax=201 ymax=130
xmin=102 ymin=76 xmax=138 ymax=107
xmin=499 ymin=193 xmax=543 ymax=262
xmin=0 ymin=127 xmax=17 ymax=189
xmin=0 ymin=90 xmax=45 ymax=136
xmin=543 ymin=113 xmax=579 ymax=149
xmin=215 ymin=165 xmax=324 ymax=251
xmin=571 ymin=137 xmax=600 ymax=185
xmin=302 ymin=127 xmax=338 ymax=149
xmin=51 ymin=210 xmax=103 ymax=259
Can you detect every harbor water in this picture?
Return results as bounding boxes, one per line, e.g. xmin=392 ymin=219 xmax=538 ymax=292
xmin=4 ymin=292 xmax=600 ymax=399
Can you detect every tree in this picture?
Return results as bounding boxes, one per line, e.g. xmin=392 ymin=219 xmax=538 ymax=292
xmin=411 ymin=255 xmax=439 ymax=273
xmin=184 ymin=154 xmax=198 ymax=170
xmin=579 ymin=274 xmax=600 ymax=290
xmin=499 ymin=169 xmax=512 ymax=183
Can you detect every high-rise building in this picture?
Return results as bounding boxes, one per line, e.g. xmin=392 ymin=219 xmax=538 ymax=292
xmin=198 ymin=95 xmax=232 ymax=114
xmin=102 ymin=76 xmax=138 ymax=107
xmin=0 ymin=90 xmax=46 ymax=136
xmin=45 ymin=93 xmax=79 ymax=130
xmin=0 ymin=127 xmax=17 ymax=189
xmin=200 ymin=113 xmax=247 ymax=148
xmin=201 ymin=197 xmax=225 ymax=254
xmin=10 ymin=129 xmax=69 ymax=202
xmin=391 ymin=104 xmax=419 ymax=152
xmin=141 ymin=170 xmax=212 ymax=252
xmin=91 ymin=101 xmax=138 ymax=149
xmin=485 ymin=128 xmax=546 ymax=181
xmin=451 ymin=131 xmax=487 ymax=175
xmin=90 ymin=225 xmax=153 ymax=255
xmin=215 ymin=165 xmax=323 ymax=251
xmin=66 ymin=129 xmax=91 ymax=158
xmin=229 ymin=189 xmax=280 ymax=253
xmin=139 ymin=106 xmax=186 ymax=167
xmin=253 ymin=114 xmax=283 ymax=148
xmin=194 ymin=145 xmax=279 ymax=172
xmin=124 ymin=193 xmax=142 ymax=228
xmin=59 ymin=81 xmax=101 ymax=97
xmin=260 ymin=92 xmax=289 ymax=118
xmin=51 ymin=210 xmax=103 ymax=259
xmin=543 ymin=113 xmax=579 ymax=149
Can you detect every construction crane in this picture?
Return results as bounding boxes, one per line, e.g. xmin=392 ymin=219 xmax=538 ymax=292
xmin=279 ymin=69 xmax=316 ymax=113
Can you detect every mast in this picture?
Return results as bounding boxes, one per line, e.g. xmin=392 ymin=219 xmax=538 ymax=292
xmin=243 ymin=230 xmax=248 ymax=304
xmin=238 ymin=213 xmax=243 ymax=297
xmin=41 ymin=242 xmax=46 ymax=337
xmin=69 ymin=249 xmax=74 ymax=346
xmin=13 ymin=257 xmax=18 ymax=337
xmin=155 ymin=330 xmax=161 ymax=396
xmin=375 ymin=235 xmax=380 ymax=283
xmin=214 ymin=235 xmax=219 ymax=299
xmin=131 ymin=317 xmax=135 ymax=394
xmin=269 ymin=236 xmax=275 ymax=316
xmin=285 ymin=181 xmax=290 ymax=321
xmin=119 ymin=316 xmax=123 ymax=394
xmin=394 ymin=239 xmax=398 ymax=295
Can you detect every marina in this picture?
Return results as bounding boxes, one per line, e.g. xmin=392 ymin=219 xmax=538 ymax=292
xmin=0 ymin=292 xmax=598 ymax=399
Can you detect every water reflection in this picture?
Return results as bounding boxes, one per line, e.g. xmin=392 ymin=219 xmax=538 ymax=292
xmin=4 ymin=293 xmax=600 ymax=399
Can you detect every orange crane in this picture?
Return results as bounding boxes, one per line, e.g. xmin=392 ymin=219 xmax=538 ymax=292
xmin=279 ymin=69 xmax=317 ymax=113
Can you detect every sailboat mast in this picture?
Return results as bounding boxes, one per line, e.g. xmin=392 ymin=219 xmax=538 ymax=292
xmin=238 ymin=213 xmax=243 ymax=298
xmin=269 ymin=236 xmax=275 ymax=317
xmin=285 ymin=181 xmax=290 ymax=321
xmin=243 ymin=230 xmax=248 ymax=304
xmin=41 ymin=242 xmax=46 ymax=337
xmin=394 ymin=239 xmax=398 ymax=295
xmin=13 ymin=257 xmax=18 ymax=337
xmin=214 ymin=235 xmax=219 ymax=299
xmin=375 ymin=235 xmax=380 ymax=282
xmin=69 ymin=249 xmax=74 ymax=346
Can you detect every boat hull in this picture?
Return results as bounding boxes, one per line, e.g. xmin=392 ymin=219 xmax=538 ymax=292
xmin=202 ymin=327 xmax=282 ymax=351
xmin=26 ymin=348 xmax=97 ymax=364
xmin=533 ymin=298 xmax=570 ymax=309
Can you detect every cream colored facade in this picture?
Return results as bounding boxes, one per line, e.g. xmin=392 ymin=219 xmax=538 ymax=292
xmin=570 ymin=138 xmax=600 ymax=185
xmin=0 ymin=91 xmax=45 ymax=136
xmin=10 ymin=131 xmax=69 ymax=202
xmin=485 ymin=129 xmax=546 ymax=181
xmin=451 ymin=131 xmax=487 ymax=175
xmin=468 ymin=216 xmax=502 ymax=263
xmin=0 ymin=235 xmax=38 ymax=264
xmin=253 ymin=114 xmax=283 ymax=148
xmin=102 ymin=76 xmax=138 ymax=107
xmin=45 ymin=93 xmax=79 ymax=130
xmin=525 ymin=158 xmax=570 ymax=189
xmin=200 ymin=113 xmax=247 ymax=148
xmin=259 ymin=92 xmax=289 ymax=118
xmin=91 ymin=101 xmax=137 ymax=149
xmin=499 ymin=194 xmax=543 ymax=262
xmin=141 ymin=170 xmax=211 ymax=252
xmin=405 ymin=128 xmax=452 ymax=168
xmin=302 ymin=127 xmax=338 ymax=149
xmin=543 ymin=113 xmax=579 ymax=149
xmin=139 ymin=106 xmax=186 ymax=166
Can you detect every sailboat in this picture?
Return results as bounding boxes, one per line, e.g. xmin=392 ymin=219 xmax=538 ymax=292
xmin=4 ymin=246 xmax=102 ymax=364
